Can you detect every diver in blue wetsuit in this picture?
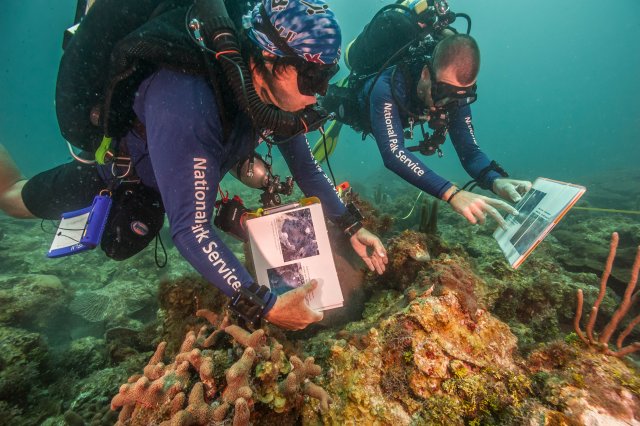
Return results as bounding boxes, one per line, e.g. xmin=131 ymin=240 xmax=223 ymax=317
xmin=0 ymin=0 xmax=387 ymax=331
xmin=323 ymin=30 xmax=532 ymax=227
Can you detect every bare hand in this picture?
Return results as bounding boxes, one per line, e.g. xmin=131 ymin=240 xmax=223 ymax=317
xmin=349 ymin=227 xmax=388 ymax=274
xmin=492 ymin=178 xmax=532 ymax=203
xmin=448 ymin=189 xmax=518 ymax=228
xmin=264 ymin=280 xmax=323 ymax=330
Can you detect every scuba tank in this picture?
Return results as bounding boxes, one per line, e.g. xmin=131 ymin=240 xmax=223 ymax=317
xmin=344 ymin=0 xmax=470 ymax=75
xmin=344 ymin=4 xmax=418 ymax=75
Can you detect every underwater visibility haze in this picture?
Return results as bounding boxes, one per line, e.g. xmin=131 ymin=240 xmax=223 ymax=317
xmin=0 ymin=0 xmax=639 ymax=424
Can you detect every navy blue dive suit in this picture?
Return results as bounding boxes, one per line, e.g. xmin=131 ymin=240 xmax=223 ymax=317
xmin=129 ymin=69 xmax=347 ymax=313
xmin=24 ymin=68 xmax=346 ymax=315
xmin=362 ymin=67 xmax=502 ymax=198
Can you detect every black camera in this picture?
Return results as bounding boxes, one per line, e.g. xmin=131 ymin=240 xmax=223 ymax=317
xmin=260 ymin=175 xmax=294 ymax=208
xmin=213 ymin=195 xmax=249 ymax=242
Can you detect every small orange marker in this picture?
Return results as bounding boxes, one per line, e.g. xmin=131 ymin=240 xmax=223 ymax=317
xmin=336 ymin=181 xmax=350 ymax=197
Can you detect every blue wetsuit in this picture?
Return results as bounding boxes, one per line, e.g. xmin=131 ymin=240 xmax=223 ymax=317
xmin=100 ymin=68 xmax=346 ymax=314
xmin=361 ymin=67 xmax=501 ymax=198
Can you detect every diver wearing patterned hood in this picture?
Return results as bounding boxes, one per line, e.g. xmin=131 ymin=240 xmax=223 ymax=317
xmin=0 ymin=0 xmax=388 ymax=331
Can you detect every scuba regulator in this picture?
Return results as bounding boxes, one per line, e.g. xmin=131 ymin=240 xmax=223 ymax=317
xmin=187 ymin=0 xmax=331 ymax=141
xmin=405 ymin=80 xmax=478 ymax=157
xmin=400 ymin=0 xmax=471 ymax=35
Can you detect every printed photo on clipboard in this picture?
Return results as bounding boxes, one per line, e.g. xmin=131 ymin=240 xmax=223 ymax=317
xmin=246 ymin=199 xmax=344 ymax=311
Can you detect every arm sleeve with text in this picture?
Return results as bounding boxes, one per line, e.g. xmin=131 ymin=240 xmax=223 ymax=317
xmin=448 ymin=105 xmax=502 ymax=190
xmin=276 ymin=135 xmax=347 ymax=221
xmin=135 ymin=69 xmax=275 ymax=312
xmin=369 ymin=71 xmax=453 ymax=199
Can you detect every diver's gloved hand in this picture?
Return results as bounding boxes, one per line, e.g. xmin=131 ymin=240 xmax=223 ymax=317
xmin=349 ymin=227 xmax=388 ymax=275
xmin=264 ymin=280 xmax=323 ymax=330
xmin=445 ymin=187 xmax=518 ymax=229
xmin=492 ymin=178 xmax=532 ymax=203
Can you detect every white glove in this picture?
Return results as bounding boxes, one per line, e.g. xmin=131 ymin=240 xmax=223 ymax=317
xmin=492 ymin=178 xmax=532 ymax=203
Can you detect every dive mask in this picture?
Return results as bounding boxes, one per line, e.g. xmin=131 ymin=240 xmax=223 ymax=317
xmin=296 ymin=61 xmax=339 ymax=96
xmin=432 ymin=81 xmax=477 ymax=108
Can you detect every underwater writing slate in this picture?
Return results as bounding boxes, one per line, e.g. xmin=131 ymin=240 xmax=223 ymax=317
xmin=246 ymin=201 xmax=343 ymax=311
xmin=493 ymin=177 xmax=586 ymax=269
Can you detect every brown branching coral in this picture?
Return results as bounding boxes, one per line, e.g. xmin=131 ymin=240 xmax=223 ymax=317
xmin=574 ymin=232 xmax=640 ymax=357
xmin=224 ymin=324 xmax=332 ymax=413
xmin=213 ymin=347 xmax=256 ymax=422
xmin=111 ymin=309 xmax=332 ymax=424
xmin=195 ymin=309 xmax=230 ymax=348
xmin=279 ymin=355 xmax=333 ymax=412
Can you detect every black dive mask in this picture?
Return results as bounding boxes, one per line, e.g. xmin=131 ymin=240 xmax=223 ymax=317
xmin=432 ymin=81 xmax=477 ymax=108
xmin=256 ymin=4 xmax=338 ymax=97
xmin=296 ymin=61 xmax=339 ymax=96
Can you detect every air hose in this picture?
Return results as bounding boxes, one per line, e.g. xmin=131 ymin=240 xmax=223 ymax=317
xmin=190 ymin=0 xmax=329 ymax=140
xmin=455 ymin=13 xmax=471 ymax=34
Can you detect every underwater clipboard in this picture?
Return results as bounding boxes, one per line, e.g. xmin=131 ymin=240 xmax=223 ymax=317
xmin=245 ymin=197 xmax=344 ymax=311
xmin=493 ymin=177 xmax=586 ymax=269
xmin=47 ymin=195 xmax=112 ymax=258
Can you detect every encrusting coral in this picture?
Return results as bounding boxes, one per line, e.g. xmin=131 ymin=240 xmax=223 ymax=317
xmin=574 ymin=231 xmax=640 ymax=357
xmin=378 ymin=230 xmax=432 ymax=290
xmin=307 ymin=256 xmax=533 ymax=425
xmin=110 ymin=309 xmax=332 ymax=425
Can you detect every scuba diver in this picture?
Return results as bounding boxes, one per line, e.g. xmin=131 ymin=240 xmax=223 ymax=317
xmin=316 ymin=0 xmax=532 ymax=227
xmin=0 ymin=0 xmax=387 ymax=331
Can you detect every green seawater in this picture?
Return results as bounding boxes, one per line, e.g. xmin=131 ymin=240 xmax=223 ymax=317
xmin=0 ymin=1 xmax=639 ymax=424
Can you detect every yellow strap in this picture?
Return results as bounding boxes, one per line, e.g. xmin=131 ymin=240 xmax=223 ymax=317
xmin=95 ymin=136 xmax=113 ymax=165
xmin=312 ymin=120 xmax=342 ymax=162
xmin=247 ymin=197 xmax=320 ymax=218
xmin=312 ymin=76 xmax=350 ymax=162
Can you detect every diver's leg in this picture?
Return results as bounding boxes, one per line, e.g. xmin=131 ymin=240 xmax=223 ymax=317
xmin=0 ymin=144 xmax=34 ymax=218
xmin=21 ymin=161 xmax=105 ymax=220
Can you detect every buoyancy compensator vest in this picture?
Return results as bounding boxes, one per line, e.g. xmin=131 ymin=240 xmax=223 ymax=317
xmin=56 ymin=0 xmax=197 ymax=154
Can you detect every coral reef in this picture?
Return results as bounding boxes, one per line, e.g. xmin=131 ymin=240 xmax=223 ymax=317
xmin=0 ymin=326 xmax=50 ymax=405
xmin=527 ymin=340 xmax=640 ymax=425
xmin=69 ymin=285 xmax=152 ymax=324
xmin=156 ymin=275 xmax=228 ymax=354
xmin=2 ymin=176 xmax=640 ymax=425
xmin=0 ymin=274 xmax=71 ymax=330
xmin=305 ymin=257 xmax=532 ymax=425
xmin=110 ymin=310 xmax=332 ymax=425
xmin=377 ymin=230 xmax=431 ymax=290
xmin=302 ymin=251 xmax=640 ymax=425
